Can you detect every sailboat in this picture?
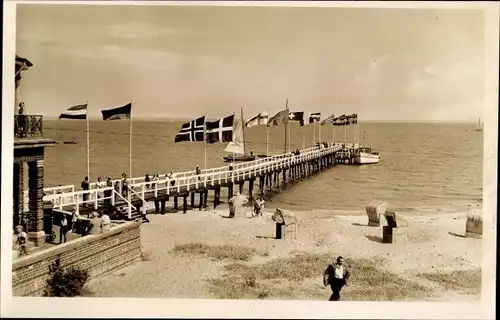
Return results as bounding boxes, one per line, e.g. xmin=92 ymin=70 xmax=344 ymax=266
xmin=223 ymin=107 xmax=256 ymax=162
xmin=475 ymin=118 xmax=483 ymax=132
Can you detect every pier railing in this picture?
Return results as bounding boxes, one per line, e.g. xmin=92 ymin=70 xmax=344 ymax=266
xmin=23 ymin=184 xmax=74 ymax=212
xmin=14 ymin=115 xmax=43 ymax=139
xmin=28 ymin=144 xmax=343 ymax=216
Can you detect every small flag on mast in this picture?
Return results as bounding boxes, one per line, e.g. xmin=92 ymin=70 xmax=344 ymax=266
xmin=245 ymin=111 xmax=269 ymax=127
xmin=101 ymin=103 xmax=132 ymax=121
xmin=206 ymin=114 xmax=235 ymax=144
xmin=59 ymin=104 xmax=88 ymax=120
xmin=267 ymin=109 xmax=289 ymax=127
xmin=289 ymin=111 xmax=305 ymax=126
xmin=321 ymin=114 xmax=335 ymax=125
xmin=174 ymin=116 xmax=206 ymax=142
xmin=307 ymin=112 xmax=321 ymax=125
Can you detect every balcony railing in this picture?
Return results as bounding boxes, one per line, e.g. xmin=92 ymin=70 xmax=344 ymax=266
xmin=14 ymin=115 xmax=43 ymax=139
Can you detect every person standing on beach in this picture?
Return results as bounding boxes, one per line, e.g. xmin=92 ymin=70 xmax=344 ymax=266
xmin=324 ymin=256 xmax=350 ymax=301
xmin=81 ymin=176 xmax=89 ymax=207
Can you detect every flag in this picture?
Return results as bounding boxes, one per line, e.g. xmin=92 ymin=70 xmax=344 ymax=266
xmin=174 ymin=116 xmax=206 ymax=142
xmin=59 ymin=104 xmax=88 ymax=120
xmin=321 ymin=114 xmax=335 ymax=125
xmin=347 ymin=113 xmax=358 ymax=124
xmin=337 ymin=114 xmax=348 ymax=126
xmin=101 ymin=103 xmax=132 ymax=120
xmin=289 ymin=111 xmax=305 ymax=126
xmin=307 ymin=112 xmax=321 ymax=125
xmin=245 ymin=111 xmax=269 ymax=127
xmin=267 ymin=109 xmax=289 ymax=127
xmin=15 ymin=55 xmax=33 ymax=80
xmin=206 ymin=114 xmax=235 ymax=144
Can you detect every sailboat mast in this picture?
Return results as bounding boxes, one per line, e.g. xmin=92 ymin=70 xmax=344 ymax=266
xmin=241 ymin=107 xmax=246 ymax=156
xmin=285 ymin=98 xmax=289 ymax=153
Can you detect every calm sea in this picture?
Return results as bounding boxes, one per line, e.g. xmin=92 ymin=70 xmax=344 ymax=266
xmin=38 ymin=120 xmax=483 ymax=214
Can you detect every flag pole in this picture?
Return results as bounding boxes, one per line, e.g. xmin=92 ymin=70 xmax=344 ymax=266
xmin=86 ymin=101 xmax=90 ymax=181
xmin=313 ymin=121 xmax=316 ymax=145
xmin=319 ymin=121 xmax=322 ymax=143
xmin=284 ymin=99 xmax=289 ymax=153
xmin=204 ymin=115 xmax=207 ymax=170
xmin=302 ymin=130 xmax=305 ymax=149
xmin=332 ymin=125 xmax=335 ymax=144
xmin=129 ymin=101 xmax=133 ymax=179
xmin=344 ymin=120 xmax=347 ymax=145
xmin=266 ymin=116 xmax=269 ymax=157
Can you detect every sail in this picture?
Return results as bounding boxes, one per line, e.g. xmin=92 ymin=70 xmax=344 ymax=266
xmin=224 ymin=118 xmax=245 ymax=155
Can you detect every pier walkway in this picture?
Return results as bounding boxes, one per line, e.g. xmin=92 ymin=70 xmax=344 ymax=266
xmin=26 ymin=143 xmax=359 ymax=220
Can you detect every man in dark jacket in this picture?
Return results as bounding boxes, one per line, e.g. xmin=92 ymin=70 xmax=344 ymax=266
xmin=324 ymin=256 xmax=350 ymax=301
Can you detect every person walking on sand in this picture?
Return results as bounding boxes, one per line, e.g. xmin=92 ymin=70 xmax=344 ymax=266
xmin=324 ymin=256 xmax=350 ymax=301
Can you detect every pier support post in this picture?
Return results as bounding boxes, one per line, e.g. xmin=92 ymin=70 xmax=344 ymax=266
xmin=259 ymin=176 xmax=265 ymax=196
xmin=239 ymin=182 xmax=244 ymax=195
xmin=160 ymin=199 xmax=166 ymax=215
xmin=183 ymin=194 xmax=188 ymax=214
xmin=154 ymin=199 xmax=160 ymax=213
xmin=248 ymin=179 xmax=254 ymax=200
xmin=282 ymin=169 xmax=286 ymax=187
xmin=190 ymin=192 xmax=195 ymax=208
xmin=174 ymin=196 xmax=178 ymax=211
xmin=228 ymin=184 xmax=233 ymax=200
xmin=204 ymin=189 xmax=208 ymax=208
xmin=198 ymin=192 xmax=203 ymax=210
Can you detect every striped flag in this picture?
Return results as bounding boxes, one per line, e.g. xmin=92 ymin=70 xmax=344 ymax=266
xmin=347 ymin=113 xmax=358 ymax=124
xmin=321 ymin=114 xmax=335 ymax=125
xmin=174 ymin=116 xmax=206 ymax=142
xmin=267 ymin=109 xmax=289 ymax=127
xmin=101 ymin=103 xmax=132 ymax=120
xmin=206 ymin=114 xmax=235 ymax=143
xmin=307 ymin=112 xmax=321 ymax=125
xmin=59 ymin=104 xmax=88 ymax=120
xmin=337 ymin=114 xmax=348 ymax=126
xmin=245 ymin=111 xmax=269 ymax=127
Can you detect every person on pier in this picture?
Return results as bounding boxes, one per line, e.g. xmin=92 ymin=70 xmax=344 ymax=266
xmin=145 ymin=174 xmax=150 ymax=189
xmin=59 ymin=214 xmax=68 ymax=244
xmin=195 ymin=165 xmax=202 ymax=181
xmin=81 ymin=176 xmax=90 ymax=207
xmin=104 ymin=177 xmax=113 ymax=204
xmin=121 ymin=173 xmax=128 ymax=198
xmin=96 ymin=177 xmax=105 ymax=200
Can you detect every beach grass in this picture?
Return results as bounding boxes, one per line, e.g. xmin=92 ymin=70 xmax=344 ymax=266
xmin=208 ymin=252 xmax=427 ymax=300
xmin=418 ymin=269 xmax=482 ymax=295
xmin=172 ymin=243 xmax=256 ymax=262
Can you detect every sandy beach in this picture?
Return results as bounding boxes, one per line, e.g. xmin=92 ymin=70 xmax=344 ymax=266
xmin=85 ymin=206 xmax=482 ymax=301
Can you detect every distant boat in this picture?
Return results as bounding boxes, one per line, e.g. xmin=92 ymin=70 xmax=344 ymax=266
xmin=475 ymin=118 xmax=483 ymax=132
xmin=354 ymin=146 xmax=380 ymax=165
xmin=223 ymin=107 xmax=256 ymax=162
xmin=62 ymin=140 xmax=79 ymax=144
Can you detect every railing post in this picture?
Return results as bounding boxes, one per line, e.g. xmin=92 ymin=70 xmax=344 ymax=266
xmin=75 ymin=194 xmax=80 ymax=215
xmin=127 ymin=188 xmax=132 ymax=220
xmin=111 ymin=189 xmax=115 ymax=206
xmin=94 ymin=190 xmax=98 ymax=209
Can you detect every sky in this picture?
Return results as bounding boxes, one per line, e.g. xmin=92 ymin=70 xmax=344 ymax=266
xmin=15 ymin=4 xmax=486 ymax=121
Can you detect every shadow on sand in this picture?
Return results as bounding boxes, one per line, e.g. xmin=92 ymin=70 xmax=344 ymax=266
xmin=365 ymin=235 xmax=383 ymax=243
xmin=351 ymin=222 xmax=366 ymax=227
xmin=448 ymin=231 xmax=466 ymax=238
xmin=256 ymin=235 xmax=276 ymax=239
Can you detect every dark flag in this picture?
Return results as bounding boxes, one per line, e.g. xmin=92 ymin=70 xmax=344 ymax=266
xmin=308 ymin=112 xmax=321 ymax=125
xmin=206 ymin=115 xmax=235 ymax=144
xmin=101 ymin=103 xmax=132 ymax=120
xmin=267 ymin=109 xmax=289 ymax=127
xmin=289 ymin=111 xmax=305 ymax=126
xmin=321 ymin=114 xmax=335 ymax=125
xmin=59 ymin=104 xmax=88 ymax=120
xmin=174 ymin=116 xmax=206 ymax=143
xmin=15 ymin=55 xmax=33 ymax=81
xmin=347 ymin=113 xmax=358 ymax=124
xmin=337 ymin=114 xmax=348 ymax=126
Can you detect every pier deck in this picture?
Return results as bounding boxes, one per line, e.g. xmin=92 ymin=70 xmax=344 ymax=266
xmin=26 ymin=143 xmax=360 ymax=220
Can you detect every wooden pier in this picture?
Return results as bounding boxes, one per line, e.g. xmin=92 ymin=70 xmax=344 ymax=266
xmin=34 ymin=144 xmax=351 ymax=220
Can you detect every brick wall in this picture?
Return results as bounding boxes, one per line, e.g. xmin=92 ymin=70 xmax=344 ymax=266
xmin=12 ymin=221 xmax=142 ymax=296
